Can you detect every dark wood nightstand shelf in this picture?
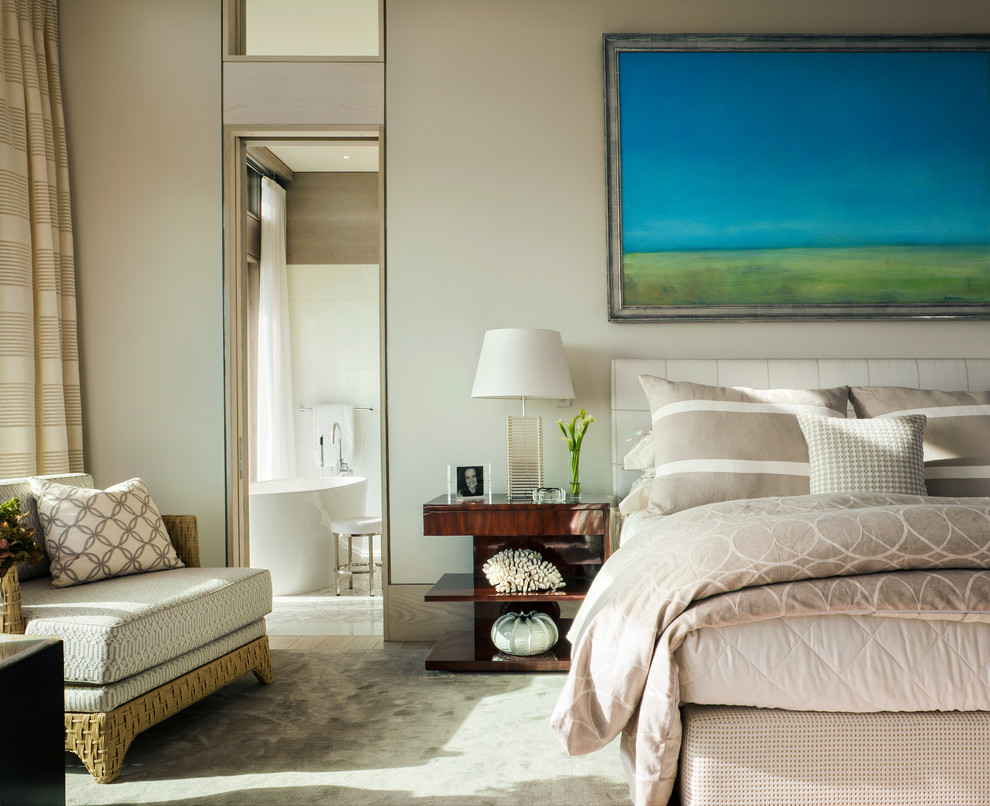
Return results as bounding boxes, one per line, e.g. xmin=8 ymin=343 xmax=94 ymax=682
xmin=426 ymin=572 xmax=594 ymax=602
xmin=422 ymin=494 xmax=613 ymax=672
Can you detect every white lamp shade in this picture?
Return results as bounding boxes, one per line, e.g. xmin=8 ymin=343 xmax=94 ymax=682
xmin=471 ymin=328 xmax=575 ymax=400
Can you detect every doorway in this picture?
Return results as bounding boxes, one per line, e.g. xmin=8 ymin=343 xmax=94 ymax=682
xmin=222 ymin=130 xmax=388 ymax=638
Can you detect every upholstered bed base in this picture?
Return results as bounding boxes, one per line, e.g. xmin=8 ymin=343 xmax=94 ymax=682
xmin=678 ymin=705 xmax=990 ymax=806
xmin=610 ymin=359 xmax=990 ymax=805
xmin=66 ymin=634 xmax=273 ymax=783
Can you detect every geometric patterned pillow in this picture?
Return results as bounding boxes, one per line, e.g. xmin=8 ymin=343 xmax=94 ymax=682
xmin=796 ymin=413 xmax=928 ymax=496
xmin=0 ymin=473 xmax=95 ymax=580
xmin=29 ymin=477 xmax=183 ymax=588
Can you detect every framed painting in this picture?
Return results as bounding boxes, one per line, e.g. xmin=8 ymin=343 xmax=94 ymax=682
xmin=605 ymin=34 xmax=990 ymax=321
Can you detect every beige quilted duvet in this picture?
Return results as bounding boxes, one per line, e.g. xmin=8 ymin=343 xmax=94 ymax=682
xmin=550 ymin=493 xmax=990 ymax=806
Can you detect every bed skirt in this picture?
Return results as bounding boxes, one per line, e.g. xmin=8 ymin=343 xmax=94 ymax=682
xmin=678 ymin=705 xmax=990 ymax=806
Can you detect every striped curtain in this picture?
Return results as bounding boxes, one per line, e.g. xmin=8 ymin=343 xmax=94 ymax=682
xmin=0 ymin=0 xmax=82 ymax=476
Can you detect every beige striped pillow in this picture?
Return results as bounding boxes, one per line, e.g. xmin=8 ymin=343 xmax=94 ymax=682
xmin=850 ymin=386 xmax=990 ymax=497
xmin=640 ymin=375 xmax=849 ymax=514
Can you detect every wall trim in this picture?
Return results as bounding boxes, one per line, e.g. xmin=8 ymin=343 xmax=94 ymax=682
xmin=223 ymin=125 xmax=390 ymax=637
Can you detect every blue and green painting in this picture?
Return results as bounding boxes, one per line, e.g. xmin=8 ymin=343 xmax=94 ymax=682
xmin=618 ymin=50 xmax=990 ymax=307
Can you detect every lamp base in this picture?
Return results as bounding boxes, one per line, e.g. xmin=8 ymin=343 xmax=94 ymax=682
xmin=506 ymin=416 xmax=544 ymax=501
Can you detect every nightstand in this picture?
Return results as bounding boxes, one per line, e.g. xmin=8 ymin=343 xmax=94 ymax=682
xmin=422 ymin=494 xmax=614 ymax=672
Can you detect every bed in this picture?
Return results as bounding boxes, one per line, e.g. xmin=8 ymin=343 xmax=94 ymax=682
xmin=551 ymin=358 xmax=990 ymax=806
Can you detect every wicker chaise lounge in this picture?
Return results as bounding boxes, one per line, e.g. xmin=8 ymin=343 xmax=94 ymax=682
xmin=0 ymin=473 xmax=274 ymax=783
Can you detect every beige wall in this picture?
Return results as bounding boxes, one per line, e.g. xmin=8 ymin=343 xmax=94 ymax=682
xmin=385 ymin=0 xmax=990 ymax=583
xmin=59 ymin=0 xmax=226 ymax=566
xmin=54 ymin=0 xmax=990 ymax=588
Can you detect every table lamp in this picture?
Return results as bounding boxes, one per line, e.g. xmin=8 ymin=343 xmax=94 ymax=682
xmin=471 ymin=328 xmax=575 ymax=500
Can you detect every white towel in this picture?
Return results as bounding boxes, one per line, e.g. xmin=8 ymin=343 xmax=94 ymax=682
xmin=313 ymin=404 xmax=354 ymax=468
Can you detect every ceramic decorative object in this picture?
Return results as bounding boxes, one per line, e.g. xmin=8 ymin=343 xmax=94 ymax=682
xmin=491 ymin=610 xmax=559 ymax=656
xmin=481 ymin=548 xmax=565 ymax=594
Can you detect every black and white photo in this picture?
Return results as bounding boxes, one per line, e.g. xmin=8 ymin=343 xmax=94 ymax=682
xmin=457 ymin=465 xmax=484 ymax=498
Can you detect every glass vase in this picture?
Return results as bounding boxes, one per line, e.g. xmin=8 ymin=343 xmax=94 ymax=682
xmin=569 ymin=448 xmax=581 ymax=499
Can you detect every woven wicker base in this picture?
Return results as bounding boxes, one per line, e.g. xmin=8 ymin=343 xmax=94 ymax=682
xmin=6 ymin=513 xmax=272 ymax=783
xmin=66 ymin=635 xmax=274 ymax=783
xmin=1 ymin=565 xmax=25 ymax=634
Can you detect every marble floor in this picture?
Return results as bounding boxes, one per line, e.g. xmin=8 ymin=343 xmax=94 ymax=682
xmin=266 ymin=568 xmax=384 ymax=648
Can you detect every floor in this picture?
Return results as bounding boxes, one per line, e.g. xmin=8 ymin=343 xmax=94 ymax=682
xmin=265 ymin=566 xmax=393 ymax=651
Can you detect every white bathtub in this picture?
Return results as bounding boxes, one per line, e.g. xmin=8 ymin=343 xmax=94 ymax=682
xmin=249 ymin=476 xmax=368 ymax=595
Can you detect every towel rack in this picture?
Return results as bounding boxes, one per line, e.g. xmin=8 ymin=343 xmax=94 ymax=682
xmin=297 ymin=406 xmax=374 ymax=412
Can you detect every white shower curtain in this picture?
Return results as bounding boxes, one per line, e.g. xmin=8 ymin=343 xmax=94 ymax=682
xmin=255 ymin=177 xmax=296 ymax=481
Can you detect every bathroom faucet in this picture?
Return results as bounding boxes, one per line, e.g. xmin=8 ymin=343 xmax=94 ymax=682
xmin=331 ymin=422 xmax=342 ymax=475
xmin=327 ymin=422 xmax=352 ymax=476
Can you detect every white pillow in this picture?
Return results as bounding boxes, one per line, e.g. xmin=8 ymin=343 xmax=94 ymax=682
xmin=30 ymin=477 xmax=184 ymax=588
xmin=797 ymin=413 xmax=928 ymax=496
xmin=623 ymin=431 xmax=654 ymax=470
xmin=619 ymin=470 xmax=655 ymax=516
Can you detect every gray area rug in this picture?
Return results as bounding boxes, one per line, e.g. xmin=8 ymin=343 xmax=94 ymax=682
xmin=65 ymin=646 xmax=630 ymax=805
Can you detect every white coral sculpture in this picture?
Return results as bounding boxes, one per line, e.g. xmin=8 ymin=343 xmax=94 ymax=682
xmin=482 ymin=548 xmax=566 ymax=594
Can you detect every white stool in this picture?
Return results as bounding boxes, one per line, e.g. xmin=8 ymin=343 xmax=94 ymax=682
xmin=331 ymin=515 xmax=382 ymax=596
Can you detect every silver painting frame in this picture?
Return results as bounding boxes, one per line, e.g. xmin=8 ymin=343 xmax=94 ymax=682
xmin=605 ymin=33 xmax=990 ymax=322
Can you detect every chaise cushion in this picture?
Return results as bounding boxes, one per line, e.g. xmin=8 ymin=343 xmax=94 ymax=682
xmin=63 ymin=620 xmax=267 ymax=713
xmin=31 ymin=477 xmax=184 ymax=588
xmin=20 ymin=566 xmax=272 ymax=684
xmin=0 ymin=473 xmax=94 ymax=580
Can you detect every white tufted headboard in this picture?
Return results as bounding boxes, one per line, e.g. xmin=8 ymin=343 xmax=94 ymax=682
xmin=611 ymin=358 xmax=990 ymax=500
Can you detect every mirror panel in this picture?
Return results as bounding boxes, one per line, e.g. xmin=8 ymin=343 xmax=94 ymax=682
xmin=245 ymin=0 xmax=379 ymax=57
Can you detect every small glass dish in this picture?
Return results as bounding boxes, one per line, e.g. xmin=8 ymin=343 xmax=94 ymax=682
xmin=532 ymin=487 xmax=566 ymax=504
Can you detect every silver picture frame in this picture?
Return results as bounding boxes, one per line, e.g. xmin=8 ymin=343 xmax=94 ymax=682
xmin=605 ymin=33 xmax=990 ymax=321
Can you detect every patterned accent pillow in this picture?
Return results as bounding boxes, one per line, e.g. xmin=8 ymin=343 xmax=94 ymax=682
xmin=797 ymin=413 xmax=928 ymax=496
xmin=0 ymin=473 xmax=95 ymax=580
xmin=850 ymin=386 xmax=990 ymax=497
xmin=29 ymin=477 xmax=184 ymax=588
xmin=640 ymin=375 xmax=849 ymax=514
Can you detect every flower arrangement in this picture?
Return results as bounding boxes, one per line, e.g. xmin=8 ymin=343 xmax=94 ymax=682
xmin=0 ymin=498 xmax=42 ymax=578
xmin=558 ymin=409 xmax=594 ymax=496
